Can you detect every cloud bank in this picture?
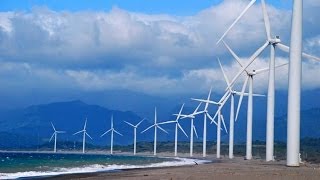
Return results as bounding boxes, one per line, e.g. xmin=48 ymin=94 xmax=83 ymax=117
xmin=0 ymin=0 xmax=319 ymax=104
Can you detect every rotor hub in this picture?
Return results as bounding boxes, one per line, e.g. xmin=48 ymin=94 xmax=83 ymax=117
xmin=270 ymin=35 xmax=281 ymax=44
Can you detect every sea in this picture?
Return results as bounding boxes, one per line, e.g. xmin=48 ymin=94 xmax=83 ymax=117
xmin=0 ymin=152 xmax=209 ymax=179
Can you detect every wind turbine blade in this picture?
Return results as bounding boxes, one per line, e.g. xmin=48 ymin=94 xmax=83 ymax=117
xmin=141 ymin=125 xmax=155 ymax=134
xmin=255 ymin=63 xmax=287 ymax=74
xmin=235 ymin=76 xmax=249 ymax=122
xmin=124 ymin=121 xmax=135 ymax=127
xmin=205 ymin=87 xmax=212 ymax=110
xmin=193 ymin=102 xmax=203 ymax=114
xmin=216 ymin=0 xmax=257 ymax=44
xmin=136 ymin=118 xmax=146 ymax=127
xmin=114 ymin=130 xmax=123 ymax=136
xmin=211 ymin=96 xmax=230 ymax=126
xmin=217 ymin=58 xmax=231 ymax=88
xmin=207 ymin=113 xmax=218 ymax=126
xmin=51 ymin=122 xmax=56 ymax=131
xmin=276 ymin=43 xmax=290 ymax=53
xmin=73 ymin=130 xmax=84 ymax=135
xmin=278 ymin=43 xmax=320 ymax=61
xmin=86 ymin=132 xmax=93 ymax=140
xmin=157 ymin=125 xmax=169 ymax=134
xmin=111 ymin=115 xmax=114 ymax=128
xmin=228 ymin=41 xmax=269 ymax=88
xmin=193 ymin=126 xmax=199 ymax=139
xmin=84 ymin=118 xmax=87 ymax=130
xmin=56 ymin=131 xmax=66 ymax=133
xmin=222 ymin=40 xmax=249 ymax=75
xmin=154 ymin=107 xmax=157 ymax=124
xmin=302 ymin=52 xmax=320 ymax=62
xmin=220 ymin=114 xmax=228 ymax=134
xmin=176 ymin=103 xmax=185 ymax=121
xmin=252 ymin=93 xmax=266 ymax=97
xmin=100 ymin=129 xmax=112 ymax=137
xmin=191 ymin=110 xmax=206 ymax=116
xmin=191 ymin=98 xmax=219 ymax=105
xmin=178 ymin=123 xmax=188 ymax=138
xmin=218 ymin=89 xmax=231 ymax=105
xmin=261 ymin=0 xmax=271 ymax=40
xmin=158 ymin=121 xmax=176 ymax=125
xmin=49 ymin=133 xmax=55 ymax=142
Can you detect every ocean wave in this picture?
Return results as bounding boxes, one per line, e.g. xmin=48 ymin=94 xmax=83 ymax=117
xmin=0 ymin=157 xmax=210 ymax=179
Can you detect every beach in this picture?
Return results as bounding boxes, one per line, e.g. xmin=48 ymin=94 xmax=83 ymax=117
xmin=46 ymin=154 xmax=320 ymax=180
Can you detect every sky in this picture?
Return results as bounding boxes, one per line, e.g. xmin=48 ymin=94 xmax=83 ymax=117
xmin=0 ymin=0 xmax=319 ymax=108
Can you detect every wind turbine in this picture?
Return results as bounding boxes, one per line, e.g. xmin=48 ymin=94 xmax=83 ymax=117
xmin=220 ymin=43 xmax=287 ymax=160
xmin=191 ymin=87 xmax=223 ymax=157
xmin=124 ymin=118 xmax=145 ymax=155
xmin=178 ymin=103 xmax=202 ymax=157
xmin=192 ymin=89 xmax=229 ymax=158
xmin=217 ymin=0 xmax=320 ymax=162
xmin=73 ymin=118 xmax=93 ymax=154
xmin=49 ymin=122 xmax=65 ymax=153
xmin=101 ymin=115 xmax=123 ymax=155
xmin=158 ymin=104 xmax=188 ymax=157
xmin=216 ymin=57 xmax=270 ymax=159
xmin=141 ymin=107 xmax=168 ymax=156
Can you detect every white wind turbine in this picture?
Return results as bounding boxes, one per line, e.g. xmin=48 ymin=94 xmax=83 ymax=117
xmin=192 ymin=89 xmax=229 ymax=158
xmin=73 ymin=118 xmax=93 ymax=154
xmin=49 ymin=122 xmax=65 ymax=153
xmin=158 ymin=104 xmax=189 ymax=157
xmin=101 ymin=115 xmax=123 ymax=155
xmin=218 ymin=49 xmax=274 ymax=160
xmin=124 ymin=118 xmax=145 ymax=155
xmin=217 ymin=0 xmax=320 ymax=162
xmin=141 ymin=107 xmax=168 ymax=156
xmin=178 ymin=103 xmax=202 ymax=157
xmin=217 ymin=59 xmax=258 ymax=159
xmin=191 ymin=88 xmax=223 ymax=157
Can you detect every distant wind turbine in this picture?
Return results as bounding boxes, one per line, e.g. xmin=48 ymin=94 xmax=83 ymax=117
xmin=49 ymin=122 xmax=65 ymax=153
xmin=101 ymin=115 xmax=123 ymax=155
xmin=193 ymin=88 xmax=228 ymax=158
xmin=191 ymin=87 xmax=220 ymax=157
xmin=158 ymin=104 xmax=188 ymax=157
xmin=73 ymin=118 xmax=93 ymax=154
xmin=178 ymin=103 xmax=202 ymax=157
xmin=124 ymin=118 xmax=145 ymax=155
xmin=141 ymin=107 xmax=168 ymax=156
xmin=216 ymin=58 xmax=266 ymax=159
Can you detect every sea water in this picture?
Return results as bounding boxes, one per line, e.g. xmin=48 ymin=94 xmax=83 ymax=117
xmin=0 ymin=152 xmax=208 ymax=179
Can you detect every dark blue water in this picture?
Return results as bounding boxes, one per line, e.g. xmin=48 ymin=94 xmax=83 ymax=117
xmin=0 ymin=152 xmax=181 ymax=179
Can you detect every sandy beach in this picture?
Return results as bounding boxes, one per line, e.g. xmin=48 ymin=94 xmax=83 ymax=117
xmin=45 ymin=153 xmax=320 ymax=180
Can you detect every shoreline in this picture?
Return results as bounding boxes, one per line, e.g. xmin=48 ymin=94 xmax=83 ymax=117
xmin=46 ymin=158 xmax=320 ymax=180
xmin=2 ymin=151 xmax=320 ymax=180
xmin=0 ymin=151 xmax=211 ymax=179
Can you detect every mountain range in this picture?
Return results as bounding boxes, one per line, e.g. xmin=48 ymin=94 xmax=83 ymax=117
xmin=0 ymin=88 xmax=320 ymax=149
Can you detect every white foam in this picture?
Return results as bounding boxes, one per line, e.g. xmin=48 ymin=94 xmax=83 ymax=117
xmin=0 ymin=157 xmax=210 ymax=179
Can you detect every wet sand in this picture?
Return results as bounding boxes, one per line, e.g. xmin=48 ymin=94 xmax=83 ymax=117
xmin=47 ymin=154 xmax=320 ymax=180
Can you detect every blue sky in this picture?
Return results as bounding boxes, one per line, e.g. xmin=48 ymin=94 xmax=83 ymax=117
xmin=1 ymin=0 xmax=290 ymax=14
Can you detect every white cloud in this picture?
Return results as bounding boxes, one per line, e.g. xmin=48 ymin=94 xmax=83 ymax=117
xmin=0 ymin=1 xmax=319 ymax=98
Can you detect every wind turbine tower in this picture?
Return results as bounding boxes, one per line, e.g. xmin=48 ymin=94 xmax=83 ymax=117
xmin=101 ymin=115 xmax=123 ymax=154
xmin=73 ymin=118 xmax=93 ymax=153
xmin=49 ymin=122 xmax=65 ymax=153
xmin=124 ymin=118 xmax=145 ymax=155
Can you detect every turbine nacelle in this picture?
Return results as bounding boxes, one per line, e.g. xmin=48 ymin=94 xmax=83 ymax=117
xmin=269 ymin=35 xmax=281 ymax=44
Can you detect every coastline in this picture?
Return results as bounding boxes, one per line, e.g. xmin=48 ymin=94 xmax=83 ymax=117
xmin=2 ymin=151 xmax=320 ymax=180
xmin=0 ymin=151 xmax=211 ymax=179
xmin=47 ymin=157 xmax=320 ymax=180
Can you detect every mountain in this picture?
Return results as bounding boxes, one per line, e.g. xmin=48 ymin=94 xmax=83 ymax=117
xmin=1 ymin=88 xmax=320 ymax=149
xmin=0 ymin=100 xmax=173 ymax=148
